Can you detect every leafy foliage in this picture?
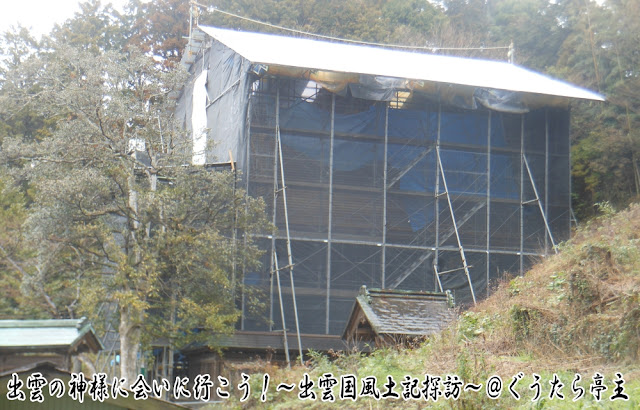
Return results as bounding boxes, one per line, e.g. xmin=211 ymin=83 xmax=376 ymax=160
xmin=0 ymin=175 xmax=32 ymax=318
xmin=0 ymin=40 xmax=269 ymax=380
xmin=49 ymin=0 xmax=127 ymax=54
xmin=124 ymin=0 xmax=190 ymax=66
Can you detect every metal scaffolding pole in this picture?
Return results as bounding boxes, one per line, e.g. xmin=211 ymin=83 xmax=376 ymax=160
xmin=240 ymin=88 xmax=253 ymax=331
xmin=570 ymin=208 xmax=579 ymax=229
xmin=433 ymin=104 xmax=441 ymax=290
xmin=273 ymin=250 xmax=291 ymax=367
xmin=519 ymin=114 xmax=525 ymax=275
xmin=253 ymin=233 xmax=542 ymax=256
xmin=544 ymin=109 xmax=550 ymax=256
xmin=382 ymin=103 xmax=389 ymax=288
xmin=486 ymin=112 xmax=491 ymax=297
xmin=325 ymin=94 xmax=335 ymax=334
xmin=436 ymin=147 xmax=477 ymax=305
xmin=434 ymin=265 xmax=444 ymax=294
xmin=231 ymin=155 xmax=238 ymax=305
xmin=276 ymin=124 xmax=304 ymax=365
xmin=568 ymin=108 xmax=574 ymax=236
xmin=268 ymin=87 xmax=280 ymax=332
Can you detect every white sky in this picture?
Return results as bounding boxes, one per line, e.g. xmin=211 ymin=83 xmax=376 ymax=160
xmin=0 ymin=0 xmax=131 ymax=38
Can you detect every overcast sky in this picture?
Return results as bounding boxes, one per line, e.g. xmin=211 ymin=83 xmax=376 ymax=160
xmin=0 ymin=0 xmax=131 ymax=38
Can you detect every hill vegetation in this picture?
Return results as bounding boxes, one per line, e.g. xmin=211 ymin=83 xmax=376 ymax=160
xmin=225 ymin=203 xmax=640 ymax=408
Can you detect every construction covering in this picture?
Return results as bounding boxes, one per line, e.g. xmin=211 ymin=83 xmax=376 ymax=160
xmin=177 ymin=27 xmax=600 ymax=336
xmin=198 ymin=27 xmax=603 ymax=102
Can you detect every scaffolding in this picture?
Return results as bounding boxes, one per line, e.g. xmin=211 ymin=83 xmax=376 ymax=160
xmin=237 ymin=77 xmax=571 ymax=335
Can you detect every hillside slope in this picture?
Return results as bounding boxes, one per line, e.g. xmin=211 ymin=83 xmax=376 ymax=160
xmin=222 ymin=203 xmax=640 ymax=408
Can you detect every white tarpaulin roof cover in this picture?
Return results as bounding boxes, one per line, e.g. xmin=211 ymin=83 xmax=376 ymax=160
xmin=199 ymin=26 xmax=604 ymax=102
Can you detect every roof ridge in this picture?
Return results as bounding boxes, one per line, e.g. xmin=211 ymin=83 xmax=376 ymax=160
xmin=0 ymin=318 xmax=85 ymax=328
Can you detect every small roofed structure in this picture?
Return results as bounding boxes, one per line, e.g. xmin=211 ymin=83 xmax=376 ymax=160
xmin=343 ymin=286 xmax=456 ymax=346
xmin=0 ymin=318 xmax=103 ymax=373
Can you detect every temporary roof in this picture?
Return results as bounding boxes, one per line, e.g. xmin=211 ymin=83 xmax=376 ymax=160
xmin=198 ymin=26 xmax=604 ymax=102
xmin=342 ymin=286 xmax=456 ymax=342
xmin=0 ymin=317 xmax=103 ymax=352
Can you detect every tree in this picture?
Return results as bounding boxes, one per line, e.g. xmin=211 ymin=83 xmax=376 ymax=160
xmin=550 ymin=0 xmax=640 ymax=216
xmin=382 ymin=0 xmax=446 ymax=45
xmin=0 ymin=170 xmax=85 ymax=320
xmin=0 ymin=27 xmax=57 ymax=147
xmin=1 ymin=27 xmax=75 ymax=320
xmin=124 ymin=0 xmax=190 ymax=66
xmin=198 ymin=0 xmax=448 ymax=45
xmin=0 ymin=175 xmax=32 ymax=319
xmin=0 ymin=44 xmax=269 ymax=382
xmin=49 ymin=0 xmax=128 ymax=53
xmin=442 ymin=0 xmax=491 ymax=40
xmin=486 ymin=0 xmax=568 ymax=69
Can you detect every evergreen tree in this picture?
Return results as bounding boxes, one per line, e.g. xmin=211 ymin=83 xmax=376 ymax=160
xmin=1 ymin=42 xmax=269 ymax=381
xmin=50 ymin=0 xmax=128 ymax=53
xmin=124 ymin=0 xmax=190 ymax=66
xmin=552 ymin=0 xmax=640 ymax=215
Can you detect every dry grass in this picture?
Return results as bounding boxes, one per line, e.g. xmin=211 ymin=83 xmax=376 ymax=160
xmin=218 ymin=203 xmax=640 ymax=408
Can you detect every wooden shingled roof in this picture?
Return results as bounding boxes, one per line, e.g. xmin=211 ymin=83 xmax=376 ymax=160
xmin=342 ymin=286 xmax=456 ymax=346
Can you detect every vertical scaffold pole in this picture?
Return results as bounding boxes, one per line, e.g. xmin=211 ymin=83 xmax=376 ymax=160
xmin=568 ymin=107 xmax=574 ymax=236
xmin=325 ymin=94 xmax=335 ymax=334
xmin=382 ymin=103 xmax=389 ymax=288
xmin=434 ymin=104 xmax=441 ymax=290
xmin=230 ymin=153 xmax=237 ymax=304
xmin=269 ymin=86 xmax=280 ymax=332
xmin=276 ymin=124 xmax=304 ymax=365
xmin=270 ymin=87 xmax=283 ymax=350
xmin=434 ymin=265 xmax=444 ymax=295
xmin=273 ymin=250 xmax=291 ymax=368
xmin=240 ymin=85 xmax=253 ymax=331
xmin=545 ymin=109 xmax=550 ymax=256
xmin=486 ymin=112 xmax=491 ymax=297
xmin=519 ymin=115 xmax=525 ymax=275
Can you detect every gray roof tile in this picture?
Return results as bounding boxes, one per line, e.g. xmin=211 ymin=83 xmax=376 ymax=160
xmin=346 ymin=287 xmax=456 ymax=338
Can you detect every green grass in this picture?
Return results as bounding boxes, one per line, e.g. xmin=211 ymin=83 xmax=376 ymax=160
xmin=215 ymin=204 xmax=640 ymax=409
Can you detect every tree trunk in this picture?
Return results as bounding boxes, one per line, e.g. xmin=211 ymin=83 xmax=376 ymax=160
xmin=119 ymin=305 xmax=142 ymax=384
xmin=167 ymin=288 xmax=177 ymax=392
xmin=121 ymin=172 xmax=143 ymax=384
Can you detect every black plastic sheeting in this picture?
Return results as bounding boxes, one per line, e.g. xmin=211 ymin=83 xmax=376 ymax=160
xmin=177 ymin=41 xmax=252 ymax=169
